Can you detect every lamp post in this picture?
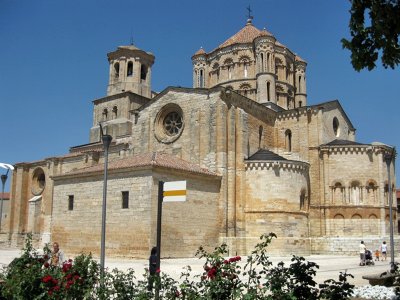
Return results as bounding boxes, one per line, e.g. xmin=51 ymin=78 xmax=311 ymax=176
xmin=384 ymin=148 xmax=396 ymax=272
xmin=0 ymin=163 xmax=14 ymax=233
xmin=99 ymin=124 xmax=112 ymax=279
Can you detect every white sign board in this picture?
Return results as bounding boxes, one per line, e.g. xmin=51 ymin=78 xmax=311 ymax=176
xmin=163 ymin=180 xmax=186 ymax=202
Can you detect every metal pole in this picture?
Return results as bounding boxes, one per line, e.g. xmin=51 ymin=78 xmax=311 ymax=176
xmin=155 ymin=181 xmax=164 ymax=300
xmin=385 ymin=151 xmax=395 ymax=272
xmin=100 ymin=134 xmax=112 ymax=279
xmin=0 ymin=174 xmax=7 ymax=232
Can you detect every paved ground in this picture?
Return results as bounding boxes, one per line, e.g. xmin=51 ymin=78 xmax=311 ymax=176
xmin=0 ymin=247 xmax=396 ymax=287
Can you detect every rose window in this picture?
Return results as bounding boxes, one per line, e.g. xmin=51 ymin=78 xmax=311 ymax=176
xmin=163 ymin=112 xmax=183 ymax=136
xmin=154 ymin=104 xmax=184 ymax=144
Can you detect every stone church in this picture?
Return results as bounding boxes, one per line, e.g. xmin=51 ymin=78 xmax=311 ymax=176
xmin=5 ymin=17 xmax=397 ymax=258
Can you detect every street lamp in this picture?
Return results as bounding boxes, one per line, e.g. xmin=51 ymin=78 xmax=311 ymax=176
xmin=99 ymin=124 xmax=112 ymax=278
xmin=0 ymin=163 xmax=14 ymax=233
xmin=384 ymin=148 xmax=396 ymax=272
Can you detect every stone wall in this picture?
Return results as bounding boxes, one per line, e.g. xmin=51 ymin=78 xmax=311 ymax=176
xmin=52 ymin=168 xmax=221 ymax=259
xmin=311 ymin=236 xmax=400 ymax=255
xmin=243 ymin=160 xmax=310 ymax=253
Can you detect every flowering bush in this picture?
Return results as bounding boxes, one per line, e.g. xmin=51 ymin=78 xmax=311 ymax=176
xmin=0 ymin=233 xmax=355 ymax=299
xmin=0 ymin=233 xmax=51 ymax=299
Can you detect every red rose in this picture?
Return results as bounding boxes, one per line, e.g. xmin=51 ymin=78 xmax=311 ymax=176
xmin=42 ymin=275 xmax=53 ymax=283
xmin=207 ymin=267 xmax=217 ymax=279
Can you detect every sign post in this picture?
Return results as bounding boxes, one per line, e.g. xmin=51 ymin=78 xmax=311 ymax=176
xmin=155 ymin=181 xmax=164 ymax=300
xmin=155 ymin=180 xmax=186 ymax=299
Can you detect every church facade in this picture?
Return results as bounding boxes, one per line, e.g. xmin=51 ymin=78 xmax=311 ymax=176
xmin=5 ymin=17 xmax=397 ymax=258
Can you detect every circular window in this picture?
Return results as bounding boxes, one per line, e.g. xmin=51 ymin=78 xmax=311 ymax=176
xmin=163 ymin=112 xmax=183 ymax=136
xmin=31 ymin=168 xmax=46 ymax=196
xmin=154 ymin=104 xmax=184 ymax=144
xmin=333 ymin=117 xmax=340 ymax=137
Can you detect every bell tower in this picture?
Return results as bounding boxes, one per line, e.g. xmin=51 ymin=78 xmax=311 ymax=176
xmin=107 ymin=45 xmax=155 ymax=98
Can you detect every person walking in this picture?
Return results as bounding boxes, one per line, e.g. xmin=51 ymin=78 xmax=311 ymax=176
xmin=148 ymin=247 xmax=158 ymax=291
xmin=359 ymin=241 xmax=366 ymax=266
xmin=380 ymin=241 xmax=387 ymax=261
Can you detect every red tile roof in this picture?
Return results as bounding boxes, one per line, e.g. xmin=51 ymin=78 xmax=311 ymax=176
xmin=193 ymin=47 xmax=206 ymax=56
xmin=56 ymin=152 xmax=219 ymax=178
xmin=218 ymin=19 xmax=272 ymax=49
xmin=295 ymin=55 xmax=306 ymax=63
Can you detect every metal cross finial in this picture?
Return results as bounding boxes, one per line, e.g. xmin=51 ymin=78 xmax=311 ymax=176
xmin=247 ymin=5 xmax=253 ymax=19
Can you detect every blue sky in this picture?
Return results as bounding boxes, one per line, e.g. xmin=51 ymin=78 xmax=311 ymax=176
xmin=0 ymin=0 xmax=399 ymax=189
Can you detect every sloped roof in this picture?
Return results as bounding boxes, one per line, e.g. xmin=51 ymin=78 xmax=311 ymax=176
xmin=218 ymin=19 xmax=272 ymax=49
xmin=246 ymin=149 xmax=287 ymax=161
xmin=322 ymin=139 xmax=367 ymax=146
xmin=193 ymin=47 xmax=206 ymax=56
xmin=54 ymin=152 xmax=218 ymax=178
xmin=295 ymin=55 xmax=306 ymax=63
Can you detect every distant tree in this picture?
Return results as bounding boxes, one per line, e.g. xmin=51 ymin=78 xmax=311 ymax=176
xmin=341 ymin=0 xmax=400 ymax=71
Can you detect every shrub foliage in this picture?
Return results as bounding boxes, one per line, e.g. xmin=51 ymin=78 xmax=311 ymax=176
xmin=0 ymin=233 xmax=355 ymax=299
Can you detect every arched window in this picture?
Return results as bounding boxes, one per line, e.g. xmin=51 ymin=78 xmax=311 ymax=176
xmin=228 ymin=66 xmax=232 ymax=79
xmin=332 ymin=182 xmax=345 ymax=203
xmin=366 ymin=180 xmax=377 ymax=203
xmin=258 ymin=125 xmax=263 ymax=149
xmin=114 ymin=63 xmax=120 ymax=79
xmin=350 ymin=181 xmax=361 ymax=204
xmin=112 ymin=106 xmax=118 ymax=118
xmin=260 ymin=53 xmax=264 ymax=72
xmin=140 ymin=64 xmax=148 ymax=80
xmin=300 ymin=189 xmax=307 ymax=210
xmin=127 ymin=61 xmax=133 ymax=77
xmin=199 ymin=69 xmax=204 ymax=87
xmin=244 ymin=63 xmax=248 ymax=78
xmin=384 ymin=183 xmax=389 ymax=205
xmin=267 ymin=82 xmax=271 ymax=101
xmin=298 ymin=76 xmax=301 ymax=93
xmin=286 ymin=64 xmax=289 ymax=81
xmin=333 ymin=117 xmax=340 ymax=137
xmin=285 ymin=129 xmax=292 ymax=152
xmin=266 ymin=53 xmax=270 ymax=71
xmin=102 ymin=108 xmax=108 ymax=121
xmin=275 ymin=58 xmax=284 ymax=81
